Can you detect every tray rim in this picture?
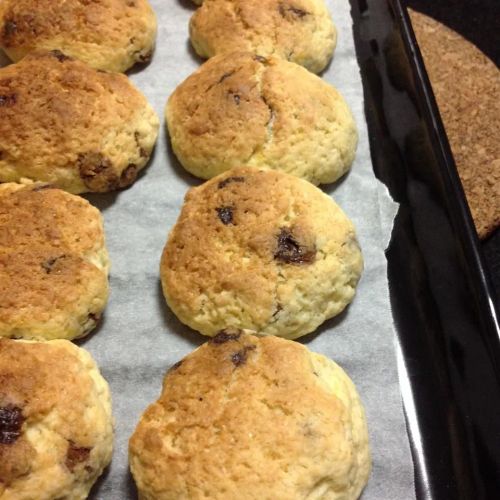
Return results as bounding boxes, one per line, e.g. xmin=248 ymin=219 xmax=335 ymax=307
xmin=349 ymin=0 xmax=500 ymax=497
xmin=393 ymin=0 xmax=500 ymax=333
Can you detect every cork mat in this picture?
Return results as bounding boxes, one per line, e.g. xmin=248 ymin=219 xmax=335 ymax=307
xmin=409 ymin=9 xmax=500 ymax=239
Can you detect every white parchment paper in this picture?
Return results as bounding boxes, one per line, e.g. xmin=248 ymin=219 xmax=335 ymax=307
xmin=1 ymin=0 xmax=417 ymax=497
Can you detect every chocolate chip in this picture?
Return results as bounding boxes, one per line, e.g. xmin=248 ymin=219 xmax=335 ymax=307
xmin=137 ymin=49 xmax=152 ymax=63
xmin=120 ymin=164 xmax=138 ymax=188
xmin=50 ymin=50 xmax=70 ymax=62
xmin=232 ymin=94 xmax=241 ymax=105
xmin=0 ymin=94 xmax=17 ymax=107
xmin=168 ymin=360 xmax=183 ymax=372
xmin=288 ymin=6 xmax=308 ymax=17
xmin=272 ymin=303 xmax=283 ymax=317
xmin=218 ymin=176 xmax=245 ymax=189
xmin=216 ymin=206 xmax=234 ymax=225
xmin=218 ymin=70 xmax=235 ymax=84
xmin=134 ymin=132 xmax=148 ymax=158
xmin=210 ymin=329 xmax=242 ymax=344
xmin=278 ymin=4 xmax=309 ymax=18
xmin=274 ymin=228 xmax=316 ymax=264
xmin=88 ymin=312 xmax=101 ymax=324
xmin=65 ymin=441 xmax=91 ymax=472
xmin=254 ymin=55 xmax=268 ymax=63
xmin=41 ymin=255 xmax=65 ymax=274
xmin=0 ymin=406 xmax=24 ymax=445
xmin=77 ymin=152 xmax=118 ymax=191
xmin=3 ymin=20 xmax=17 ymax=37
xmin=231 ymin=345 xmax=256 ymax=367
xmin=32 ymin=183 xmax=55 ymax=192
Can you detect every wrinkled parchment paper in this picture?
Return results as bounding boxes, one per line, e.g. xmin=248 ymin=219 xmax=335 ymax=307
xmin=1 ymin=0 xmax=416 ymax=497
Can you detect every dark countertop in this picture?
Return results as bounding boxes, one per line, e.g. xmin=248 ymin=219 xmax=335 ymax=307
xmin=405 ymin=0 xmax=500 ymax=297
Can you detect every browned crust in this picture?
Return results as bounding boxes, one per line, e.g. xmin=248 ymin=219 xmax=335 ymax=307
xmin=0 ymin=183 xmax=108 ymax=337
xmin=0 ymin=51 xmax=157 ymax=193
xmin=0 ymin=0 xmax=156 ymax=72
xmin=0 ymin=339 xmax=95 ymax=486
xmin=130 ymin=333 xmax=368 ymax=498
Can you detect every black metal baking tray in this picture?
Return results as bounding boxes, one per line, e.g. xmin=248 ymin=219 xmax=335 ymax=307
xmin=349 ymin=1 xmax=500 ymax=498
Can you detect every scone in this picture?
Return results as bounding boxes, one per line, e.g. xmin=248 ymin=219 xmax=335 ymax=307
xmin=189 ymin=0 xmax=336 ymax=74
xmin=0 ymin=51 xmax=159 ymax=193
xmin=0 ymin=183 xmax=109 ymax=341
xmin=0 ymin=338 xmax=113 ymax=500
xmin=129 ymin=331 xmax=371 ymax=499
xmin=0 ymin=0 xmax=156 ymax=72
xmin=160 ymin=167 xmax=363 ymax=339
xmin=167 ymin=52 xmax=357 ymax=185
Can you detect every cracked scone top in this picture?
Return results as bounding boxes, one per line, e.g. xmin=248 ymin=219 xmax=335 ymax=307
xmin=167 ymin=52 xmax=357 ymax=185
xmin=0 ymin=338 xmax=113 ymax=500
xmin=160 ymin=167 xmax=363 ymax=339
xmin=0 ymin=50 xmax=159 ymax=193
xmin=189 ymin=0 xmax=336 ymax=74
xmin=0 ymin=183 xmax=109 ymax=340
xmin=129 ymin=332 xmax=371 ymax=499
xmin=0 ymin=0 xmax=156 ymax=72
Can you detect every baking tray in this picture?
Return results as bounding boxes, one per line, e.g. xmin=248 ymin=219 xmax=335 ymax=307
xmin=349 ymin=0 xmax=500 ymax=497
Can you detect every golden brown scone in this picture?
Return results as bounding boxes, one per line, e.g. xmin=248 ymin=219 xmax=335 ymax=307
xmin=0 ymin=0 xmax=157 ymax=72
xmin=189 ymin=0 xmax=336 ymax=74
xmin=0 ymin=338 xmax=113 ymax=500
xmin=0 ymin=183 xmax=109 ymax=341
xmin=129 ymin=331 xmax=371 ymax=500
xmin=409 ymin=9 xmax=500 ymax=238
xmin=0 ymin=51 xmax=159 ymax=193
xmin=167 ymin=52 xmax=357 ymax=185
xmin=160 ymin=167 xmax=363 ymax=340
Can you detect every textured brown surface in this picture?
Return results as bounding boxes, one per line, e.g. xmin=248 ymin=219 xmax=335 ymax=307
xmin=161 ymin=167 xmax=363 ymax=339
xmin=0 ymin=51 xmax=159 ymax=193
xmin=167 ymin=52 xmax=357 ymax=185
xmin=129 ymin=332 xmax=371 ymax=500
xmin=189 ymin=0 xmax=336 ymax=74
xmin=0 ymin=0 xmax=157 ymax=72
xmin=0 ymin=183 xmax=109 ymax=340
xmin=409 ymin=9 xmax=500 ymax=238
xmin=0 ymin=338 xmax=113 ymax=499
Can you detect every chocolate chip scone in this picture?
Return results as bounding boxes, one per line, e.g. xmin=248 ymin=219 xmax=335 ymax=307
xmin=0 ymin=183 xmax=109 ymax=340
xmin=0 ymin=338 xmax=113 ymax=500
xmin=0 ymin=0 xmax=157 ymax=72
xmin=189 ymin=0 xmax=336 ymax=74
xmin=0 ymin=51 xmax=159 ymax=193
xmin=160 ymin=167 xmax=363 ymax=339
xmin=130 ymin=332 xmax=371 ymax=499
xmin=167 ymin=52 xmax=357 ymax=185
